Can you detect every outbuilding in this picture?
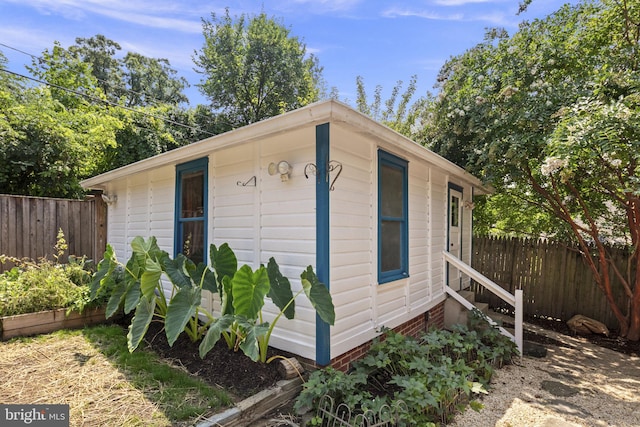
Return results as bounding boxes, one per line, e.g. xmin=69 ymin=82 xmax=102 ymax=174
xmin=81 ymin=100 xmax=486 ymax=368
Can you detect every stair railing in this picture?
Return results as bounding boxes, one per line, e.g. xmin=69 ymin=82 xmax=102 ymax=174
xmin=443 ymin=251 xmax=523 ymax=356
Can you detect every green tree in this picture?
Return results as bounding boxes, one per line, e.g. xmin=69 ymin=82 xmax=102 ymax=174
xmin=68 ymin=34 xmax=123 ymax=100
xmin=354 ymin=75 xmax=424 ymax=136
xmin=194 ymin=9 xmax=323 ymax=127
xmin=1 ymin=46 xmax=121 ymax=197
xmin=70 ymin=34 xmax=188 ymax=108
xmin=422 ymin=0 xmax=640 ymax=339
xmin=121 ymin=52 xmax=189 ymax=107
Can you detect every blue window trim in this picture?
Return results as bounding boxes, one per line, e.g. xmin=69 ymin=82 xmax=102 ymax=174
xmin=378 ymin=150 xmax=409 ymax=284
xmin=174 ymin=157 xmax=209 ymax=260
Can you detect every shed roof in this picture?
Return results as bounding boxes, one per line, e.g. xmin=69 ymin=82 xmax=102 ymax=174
xmin=81 ymin=100 xmax=488 ymax=194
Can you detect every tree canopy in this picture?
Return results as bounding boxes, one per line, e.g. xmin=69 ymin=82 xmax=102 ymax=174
xmin=194 ymin=9 xmax=324 ymax=127
xmin=0 ymin=36 xmax=198 ymax=197
xmin=421 ymin=0 xmax=640 ymax=339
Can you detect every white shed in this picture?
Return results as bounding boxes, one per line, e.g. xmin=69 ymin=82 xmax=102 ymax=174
xmin=81 ymin=100 xmax=486 ymax=368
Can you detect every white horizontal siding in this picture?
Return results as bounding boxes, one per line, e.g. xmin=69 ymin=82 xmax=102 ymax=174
xmin=430 ymin=171 xmax=448 ymax=300
xmin=408 ymin=161 xmax=431 ymax=311
xmin=329 ymin=125 xmax=376 ymax=356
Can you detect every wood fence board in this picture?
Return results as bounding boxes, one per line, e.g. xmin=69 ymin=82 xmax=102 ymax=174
xmin=472 ymin=235 xmax=633 ymax=330
xmin=0 ymin=195 xmax=105 ymax=273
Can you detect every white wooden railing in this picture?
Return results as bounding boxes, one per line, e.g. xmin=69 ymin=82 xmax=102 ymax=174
xmin=443 ymin=251 xmax=523 ymax=356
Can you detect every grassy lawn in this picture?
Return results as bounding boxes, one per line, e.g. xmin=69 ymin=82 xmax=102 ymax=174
xmin=0 ymin=324 xmax=232 ymax=426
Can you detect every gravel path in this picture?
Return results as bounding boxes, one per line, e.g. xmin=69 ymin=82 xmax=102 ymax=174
xmin=449 ymin=323 xmax=640 ymax=427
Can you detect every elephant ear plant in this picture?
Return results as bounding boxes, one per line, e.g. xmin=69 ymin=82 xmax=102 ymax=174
xmin=90 ymin=237 xmax=335 ymax=363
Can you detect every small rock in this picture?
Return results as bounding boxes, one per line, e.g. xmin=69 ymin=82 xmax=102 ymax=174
xmin=567 ymin=314 xmax=610 ymax=336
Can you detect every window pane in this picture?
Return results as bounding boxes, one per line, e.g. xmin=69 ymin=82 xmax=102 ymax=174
xmin=381 ymin=165 xmax=403 ymax=217
xmin=450 ymin=195 xmax=459 ymax=227
xmin=182 ymin=171 xmax=204 ymax=218
xmin=381 ymin=220 xmax=401 ymax=271
xmin=181 ymin=221 xmax=204 ymax=264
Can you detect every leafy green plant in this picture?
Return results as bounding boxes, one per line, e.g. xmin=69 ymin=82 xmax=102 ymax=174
xmin=0 ymin=229 xmax=97 ymax=316
xmin=200 ymin=245 xmax=335 ymax=362
xmin=296 ymin=321 xmax=518 ymax=426
xmin=90 ymin=237 xmax=335 ymax=363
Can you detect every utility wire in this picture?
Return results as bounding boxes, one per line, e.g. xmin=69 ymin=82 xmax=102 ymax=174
xmin=0 ymin=41 xmax=228 ymax=129
xmin=0 ymin=41 xmax=188 ymax=110
xmin=0 ymin=67 xmax=217 ymax=138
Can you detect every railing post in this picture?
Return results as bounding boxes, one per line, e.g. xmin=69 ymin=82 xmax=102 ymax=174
xmin=515 ymin=289 xmax=523 ymax=357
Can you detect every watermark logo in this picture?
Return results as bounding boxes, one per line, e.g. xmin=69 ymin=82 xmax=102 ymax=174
xmin=1 ymin=405 xmax=69 ymax=426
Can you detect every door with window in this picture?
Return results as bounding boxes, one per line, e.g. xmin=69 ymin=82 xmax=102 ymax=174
xmin=447 ymin=186 xmax=463 ymax=290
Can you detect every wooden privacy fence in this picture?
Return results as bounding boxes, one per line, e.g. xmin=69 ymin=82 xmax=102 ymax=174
xmin=471 ymin=235 xmax=631 ymax=330
xmin=0 ymin=194 xmax=106 ymax=273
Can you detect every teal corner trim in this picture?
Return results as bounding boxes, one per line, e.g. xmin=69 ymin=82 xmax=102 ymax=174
xmin=315 ymin=123 xmax=330 ymax=366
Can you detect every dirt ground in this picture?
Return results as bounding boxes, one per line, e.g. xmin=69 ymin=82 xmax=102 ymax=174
xmin=143 ymin=320 xmax=284 ymax=400
xmin=449 ymin=316 xmax=640 ymax=427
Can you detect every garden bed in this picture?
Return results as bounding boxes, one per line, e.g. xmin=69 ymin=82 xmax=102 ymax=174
xmin=0 ymin=306 xmax=111 ymax=340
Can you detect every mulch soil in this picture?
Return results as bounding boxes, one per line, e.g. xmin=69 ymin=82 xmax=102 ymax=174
xmin=141 ymin=320 xmax=285 ymax=400
xmin=137 ymin=312 xmax=640 ymax=402
xmin=509 ymin=313 xmax=640 ymax=357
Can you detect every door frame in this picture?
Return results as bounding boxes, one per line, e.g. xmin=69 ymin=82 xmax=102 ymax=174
xmin=446 ymin=182 xmax=463 ymax=290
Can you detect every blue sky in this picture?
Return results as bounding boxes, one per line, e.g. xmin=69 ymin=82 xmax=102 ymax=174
xmin=0 ymin=0 xmax=576 ymax=107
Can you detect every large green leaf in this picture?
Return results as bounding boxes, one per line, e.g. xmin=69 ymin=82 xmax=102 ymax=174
xmin=105 ymin=276 xmax=126 ymax=319
xmin=131 ymin=235 xmax=158 ymax=257
xmin=301 ymin=266 xmax=335 ymax=325
xmin=237 ymin=319 xmax=269 ymax=362
xmin=165 ymin=287 xmax=201 ymax=346
xmin=140 ymin=258 xmax=162 ymax=299
xmin=266 ymin=257 xmax=295 ymax=319
xmin=188 ymin=261 xmax=217 ymax=294
xmin=127 ymin=296 xmax=156 ymax=353
xmin=163 ymin=254 xmax=192 ymax=288
xmin=232 ymin=265 xmax=269 ymax=320
xmin=123 ymin=281 xmax=141 ymax=314
xmin=130 ymin=236 xmax=155 ymax=270
xmin=89 ymin=244 xmax=116 ymax=299
xmin=199 ymin=314 xmax=234 ymax=358
xmin=221 ymin=275 xmax=234 ymax=316
xmin=210 ymin=243 xmax=237 ymax=289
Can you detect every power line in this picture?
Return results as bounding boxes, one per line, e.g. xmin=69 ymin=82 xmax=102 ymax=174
xmin=0 ymin=41 xmax=226 ymax=128
xmin=0 ymin=67 xmax=217 ymax=138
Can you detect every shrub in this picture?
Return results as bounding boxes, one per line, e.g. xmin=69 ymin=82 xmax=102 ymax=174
xmin=296 ymin=320 xmax=519 ymax=426
xmin=89 ymin=236 xmax=335 ymax=363
xmin=0 ymin=230 xmax=97 ymax=316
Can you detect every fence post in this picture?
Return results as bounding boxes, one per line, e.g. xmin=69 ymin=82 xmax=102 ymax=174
xmin=515 ymin=289 xmax=523 ymax=357
xmin=93 ymin=194 xmax=107 ymax=263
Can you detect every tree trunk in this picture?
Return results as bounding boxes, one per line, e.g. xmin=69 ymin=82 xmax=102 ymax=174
xmin=627 ymin=253 xmax=640 ymax=341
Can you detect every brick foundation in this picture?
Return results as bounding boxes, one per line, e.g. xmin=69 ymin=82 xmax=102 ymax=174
xmin=301 ymin=301 xmax=446 ymax=372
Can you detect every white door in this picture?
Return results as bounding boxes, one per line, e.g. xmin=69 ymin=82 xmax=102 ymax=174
xmin=447 ymin=187 xmax=463 ymax=290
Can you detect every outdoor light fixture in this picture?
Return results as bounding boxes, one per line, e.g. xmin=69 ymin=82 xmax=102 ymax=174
xmin=268 ymin=160 xmax=292 ymax=181
xmin=101 ymin=193 xmax=117 ymax=205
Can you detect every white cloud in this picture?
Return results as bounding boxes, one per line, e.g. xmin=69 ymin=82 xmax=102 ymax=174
xmin=382 ymin=5 xmax=511 ymax=26
xmin=381 ymin=7 xmax=464 ymax=21
xmin=3 ymin=0 xmax=206 ymax=33
xmin=277 ymin=0 xmax=363 ymax=13
xmin=434 ymin=0 xmax=496 ymax=5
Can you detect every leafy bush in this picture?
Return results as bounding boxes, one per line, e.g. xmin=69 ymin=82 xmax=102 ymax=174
xmin=0 ymin=230 xmax=96 ymax=316
xmin=89 ymin=236 xmax=335 ymax=363
xmin=295 ymin=318 xmax=519 ymax=426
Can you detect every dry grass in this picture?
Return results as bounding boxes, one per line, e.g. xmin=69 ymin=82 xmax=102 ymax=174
xmin=0 ymin=327 xmax=227 ymax=426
